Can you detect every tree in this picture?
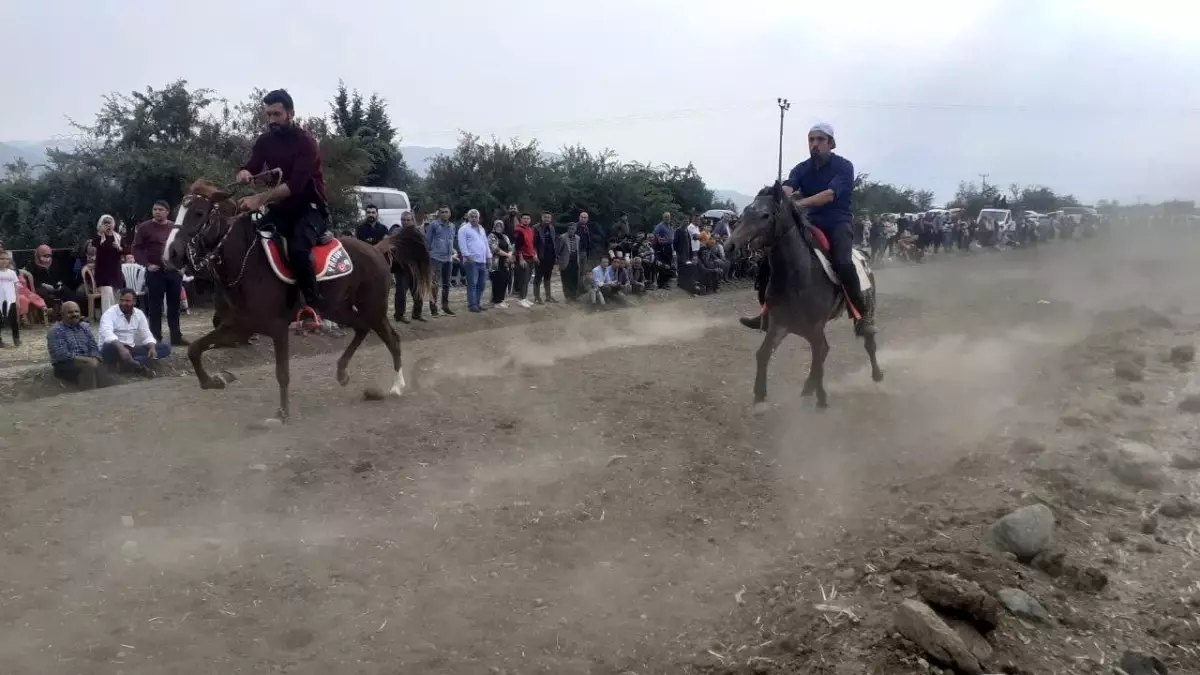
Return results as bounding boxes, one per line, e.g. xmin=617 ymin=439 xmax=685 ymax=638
xmin=329 ymin=81 xmax=419 ymax=192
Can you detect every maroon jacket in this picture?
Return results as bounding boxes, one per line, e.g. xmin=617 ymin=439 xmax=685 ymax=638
xmin=133 ymin=219 xmax=173 ymax=268
xmin=240 ymin=126 xmax=327 ymax=218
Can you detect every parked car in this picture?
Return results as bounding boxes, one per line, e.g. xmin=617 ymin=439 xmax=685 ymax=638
xmin=350 ymin=186 xmax=411 ymax=230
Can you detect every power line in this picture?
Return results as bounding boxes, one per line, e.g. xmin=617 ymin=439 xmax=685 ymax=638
xmin=401 ymin=97 xmax=1200 ymax=141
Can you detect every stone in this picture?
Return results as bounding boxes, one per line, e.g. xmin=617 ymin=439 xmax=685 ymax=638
xmin=1110 ymin=442 xmax=1168 ymax=489
xmin=1170 ymin=452 xmax=1200 ymax=470
xmin=1117 ymin=388 xmax=1146 ymax=406
xmin=915 ymin=571 xmax=1002 ymax=631
xmin=1158 ymin=495 xmax=1195 ymax=519
xmin=1169 ymin=344 xmax=1195 ymax=365
xmin=1114 ymin=359 xmax=1145 ymax=382
xmin=1178 ymin=394 xmax=1200 ymax=413
xmin=1118 ymin=650 xmax=1168 ymax=675
xmin=1010 ymin=436 xmax=1046 ymax=456
xmin=996 ymin=587 xmax=1051 ymax=623
xmin=991 ymin=504 xmax=1055 ymax=562
xmin=893 ymin=599 xmax=982 ymax=675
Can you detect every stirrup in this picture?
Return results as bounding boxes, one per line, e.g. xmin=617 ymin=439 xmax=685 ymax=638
xmin=295 ymin=306 xmax=323 ymax=333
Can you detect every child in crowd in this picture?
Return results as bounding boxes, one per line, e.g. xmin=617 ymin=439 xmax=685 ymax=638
xmin=0 ymin=251 xmax=20 ymax=347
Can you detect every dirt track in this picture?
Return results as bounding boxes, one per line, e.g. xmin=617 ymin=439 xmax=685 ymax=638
xmin=2 ymin=232 xmax=1198 ymax=674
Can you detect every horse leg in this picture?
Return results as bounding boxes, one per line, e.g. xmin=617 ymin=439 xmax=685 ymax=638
xmin=862 ymin=281 xmax=884 ymax=383
xmin=269 ymin=327 xmax=291 ymax=423
xmin=336 ymin=328 xmax=369 ymax=386
xmin=803 ymin=329 xmax=831 ymax=408
xmin=752 ymin=316 xmax=788 ymax=409
xmin=188 ymin=324 xmax=249 ymax=390
xmin=375 ymin=320 xmax=406 ymax=396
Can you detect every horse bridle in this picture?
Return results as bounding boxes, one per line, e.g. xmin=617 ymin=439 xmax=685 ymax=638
xmin=181 ymin=169 xmax=280 ymax=287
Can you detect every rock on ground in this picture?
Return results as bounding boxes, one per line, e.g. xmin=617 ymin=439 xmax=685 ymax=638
xmin=996 ymin=587 xmax=1051 ymax=623
xmin=1119 ymin=650 xmax=1169 ymax=675
xmin=915 ymin=571 xmax=1003 ymax=631
xmin=1157 ymin=494 xmax=1195 ymax=519
xmin=1110 ymin=442 xmax=1169 ymax=490
xmin=991 ymin=504 xmax=1056 ymax=562
xmin=1114 ymin=359 xmax=1145 ymax=382
xmin=1168 ymin=344 xmax=1195 ymax=365
xmin=893 ymin=599 xmax=983 ymax=675
xmin=1177 ymin=394 xmax=1200 ymax=413
xmin=1117 ymin=388 xmax=1146 ymax=406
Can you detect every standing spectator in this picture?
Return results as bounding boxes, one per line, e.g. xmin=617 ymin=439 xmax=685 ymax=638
xmin=686 ymin=215 xmax=702 ymax=259
xmin=574 ymin=212 xmax=593 ymax=264
xmin=393 ymin=211 xmax=426 ymax=323
xmin=532 ymin=212 xmax=558 ymax=304
xmin=456 ymin=209 xmax=491 ymax=313
xmin=0 ymin=250 xmax=18 ymax=347
xmin=674 ymin=219 xmax=695 ymax=291
xmin=555 ymin=221 xmax=584 ymax=302
xmin=652 ymin=234 xmax=675 ymax=289
xmin=355 ymin=204 xmax=389 ymax=245
xmin=98 ymin=289 xmax=170 ymax=377
xmin=46 ymin=301 xmax=111 ymax=389
xmin=425 ymin=206 xmax=457 ymax=316
xmin=712 ymin=214 xmax=732 ymax=239
xmin=511 ymin=213 xmax=536 ymax=308
xmin=653 ymin=212 xmax=673 ymax=241
xmin=133 ymin=200 xmax=188 ymax=346
xmin=613 ymin=213 xmax=631 ymax=239
xmin=488 ymin=220 xmax=514 ymax=309
xmin=91 ymin=214 xmax=124 ymax=315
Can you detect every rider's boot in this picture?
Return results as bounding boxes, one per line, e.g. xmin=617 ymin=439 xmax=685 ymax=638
xmin=739 ymin=308 xmax=768 ymax=331
xmin=845 ymin=287 xmax=876 ymax=336
xmin=295 ymin=267 xmax=323 ymax=328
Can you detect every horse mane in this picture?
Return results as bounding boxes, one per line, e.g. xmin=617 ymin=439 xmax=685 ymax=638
xmin=756 ymin=182 xmax=815 ymax=242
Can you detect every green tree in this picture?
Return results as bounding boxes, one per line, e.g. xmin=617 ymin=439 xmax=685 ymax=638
xmin=329 ymin=81 xmax=419 ymax=192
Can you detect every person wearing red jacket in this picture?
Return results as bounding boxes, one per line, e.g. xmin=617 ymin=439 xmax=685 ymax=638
xmin=511 ymin=213 xmax=538 ymax=308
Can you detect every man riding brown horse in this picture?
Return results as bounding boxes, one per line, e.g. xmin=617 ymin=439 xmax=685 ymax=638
xmin=739 ymin=122 xmax=875 ymax=337
xmin=234 ymin=88 xmax=327 ymax=326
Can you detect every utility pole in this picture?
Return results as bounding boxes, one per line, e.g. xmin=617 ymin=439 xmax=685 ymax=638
xmin=978 ymin=173 xmax=990 ymax=188
xmin=777 ymin=98 xmax=791 ymax=184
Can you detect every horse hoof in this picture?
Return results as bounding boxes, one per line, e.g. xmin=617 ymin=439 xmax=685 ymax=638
xmin=800 ymin=385 xmax=815 ymax=397
xmin=752 ymin=401 xmax=771 ymax=416
xmin=218 ymin=371 xmax=238 ymax=384
xmin=872 ymin=370 xmax=885 ymax=383
xmin=202 ymin=378 xmax=226 ymax=391
xmin=337 ymin=370 xmax=350 ymax=387
xmin=816 ymin=400 xmax=830 ymax=410
xmin=247 ymin=417 xmax=283 ymax=431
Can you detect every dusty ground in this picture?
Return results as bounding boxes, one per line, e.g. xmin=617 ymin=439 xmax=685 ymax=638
xmin=1 ymin=232 xmax=1198 ymax=675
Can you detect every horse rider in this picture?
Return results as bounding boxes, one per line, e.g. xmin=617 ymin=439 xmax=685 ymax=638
xmin=234 ymin=89 xmax=329 ymax=323
xmin=739 ymin=122 xmax=875 ymax=336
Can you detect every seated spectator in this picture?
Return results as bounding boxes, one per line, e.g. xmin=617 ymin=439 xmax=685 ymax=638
xmin=28 ymin=244 xmax=79 ymax=310
xmin=0 ymin=250 xmax=17 ymax=347
xmin=629 ymin=257 xmax=647 ymax=295
xmin=608 ymin=256 xmax=631 ymax=302
xmin=98 ymin=288 xmax=169 ymax=377
xmin=46 ymin=301 xmax=112 ymax=390
xmin=590 ymin=257 xmax=616 ymax=305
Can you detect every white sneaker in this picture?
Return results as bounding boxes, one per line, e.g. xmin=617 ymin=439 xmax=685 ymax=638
xmin=519 ymin=299 xmax=533 ymax=308
xmin=497 ymin=302 xmax=510 ymax=309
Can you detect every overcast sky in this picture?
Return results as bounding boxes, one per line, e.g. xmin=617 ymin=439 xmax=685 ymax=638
xmin=3 ymin=0 xmax=1198 ymax=204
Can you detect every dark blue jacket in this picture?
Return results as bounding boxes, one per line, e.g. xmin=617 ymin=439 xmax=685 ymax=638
xmin=534 ymin=223 xmax=558 ymax=262
xmin=784 ymin=154 xmax=854 ymax=230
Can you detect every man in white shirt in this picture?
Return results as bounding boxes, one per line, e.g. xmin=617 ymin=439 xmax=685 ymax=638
xmin=687 ymin=216 xmax=701 ymax=257
xmin=99 ymin=288 xmax=169 ymax=376
xmin=455 ymin=209 xmax=492 ymax=313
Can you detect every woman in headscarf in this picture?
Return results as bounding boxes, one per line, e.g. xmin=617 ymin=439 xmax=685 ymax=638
xmin=30 ymin=244 xmax=78 ymax=308
xmin=487 ymin=219 xmax=513 ymax=309
xmin=91 ymin=214 xmax=124 ymax=313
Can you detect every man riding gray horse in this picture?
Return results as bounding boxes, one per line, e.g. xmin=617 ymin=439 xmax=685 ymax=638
xmin=739 ymin=122 xmax=875 ymax=336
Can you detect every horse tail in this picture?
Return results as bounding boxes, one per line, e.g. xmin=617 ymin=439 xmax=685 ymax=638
xmin=379 ymin=228 xmax=432 ymax=300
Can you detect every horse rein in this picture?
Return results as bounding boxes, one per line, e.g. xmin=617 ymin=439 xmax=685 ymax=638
xmin=183 ymin=169 xmax=281 ymax=286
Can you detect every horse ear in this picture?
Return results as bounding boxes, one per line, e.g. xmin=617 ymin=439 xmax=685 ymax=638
xmin=771 ymin=181 xmax=784 ymax=203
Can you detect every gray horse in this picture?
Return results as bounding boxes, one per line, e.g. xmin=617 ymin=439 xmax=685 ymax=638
xmin=729 ymin=183 xmax=883 ymax=409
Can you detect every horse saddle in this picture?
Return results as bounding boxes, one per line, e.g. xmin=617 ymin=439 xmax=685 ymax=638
xmin=259 ymin=229 xmax=354 ymax=285
xmin=804 ymin=225 xmax=872 ymax=293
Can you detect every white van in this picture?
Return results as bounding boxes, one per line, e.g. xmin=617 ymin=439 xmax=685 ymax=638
xmin=351 ymin=186 xmax=411 ymax=230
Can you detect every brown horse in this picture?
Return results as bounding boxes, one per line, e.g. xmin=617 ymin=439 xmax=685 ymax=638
xmin=164 ymin=179 xmax=431 ymax=423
